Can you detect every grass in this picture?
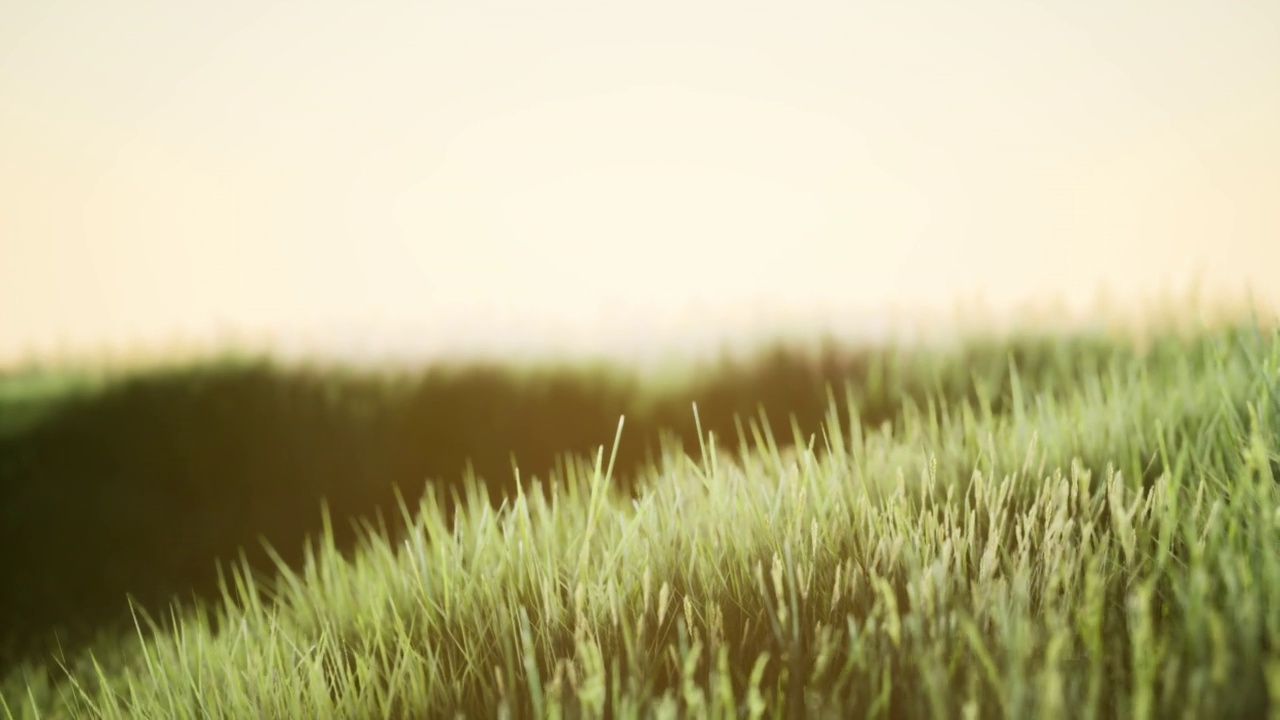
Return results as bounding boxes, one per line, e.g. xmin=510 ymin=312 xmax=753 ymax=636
xmin=3 ymin=306 xmax=1280 ymax=717
xmin=0 ymin=323 xmax=1141 ymax=673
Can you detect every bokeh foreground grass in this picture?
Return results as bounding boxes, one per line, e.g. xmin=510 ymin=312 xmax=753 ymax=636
xmin=4 ymin=308 xmax=1280 ymax=718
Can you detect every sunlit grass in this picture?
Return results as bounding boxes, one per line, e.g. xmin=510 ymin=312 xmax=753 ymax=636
xmin=4 ymin=316 xmax=1280 ymax=718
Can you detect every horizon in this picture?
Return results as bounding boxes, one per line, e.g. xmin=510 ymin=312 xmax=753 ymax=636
xmin=3 ymin=1 xmax=1278 ymax=371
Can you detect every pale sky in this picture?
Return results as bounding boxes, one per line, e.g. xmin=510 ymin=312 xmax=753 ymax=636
xmin=2 ymin=1 xmax=1278 ymax=368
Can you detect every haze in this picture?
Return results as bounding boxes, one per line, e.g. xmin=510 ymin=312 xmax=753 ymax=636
xmin=2 ymin=1 xmax=1277 ymax=369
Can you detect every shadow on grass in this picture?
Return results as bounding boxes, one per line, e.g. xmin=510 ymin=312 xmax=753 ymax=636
xmin=0 ymin=332 xmax=1127 ymax=673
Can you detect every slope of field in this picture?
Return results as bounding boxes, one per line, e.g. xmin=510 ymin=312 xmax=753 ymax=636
xmin=0 ymin=329 xmax=1130 ymax=676
xmin=3 ymin=317 xmax=1279 ymax=717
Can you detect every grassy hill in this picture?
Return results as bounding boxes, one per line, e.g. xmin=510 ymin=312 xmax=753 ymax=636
xmin=2 ymin=314 xmax=1278 ymax=717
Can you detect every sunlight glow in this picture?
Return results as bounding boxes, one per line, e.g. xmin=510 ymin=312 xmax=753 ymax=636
xmin=2 ymin=1 xmax=1277 ymax=367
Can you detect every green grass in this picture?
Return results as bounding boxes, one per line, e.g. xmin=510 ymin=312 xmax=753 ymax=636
xmin=0 ymin=322 xmax=1149 ymax=673
xmin=4 ymin=312 xmax=1280 ymax=718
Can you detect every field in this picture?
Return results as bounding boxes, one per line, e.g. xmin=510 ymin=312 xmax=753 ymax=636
xmin=2 ymin=307 xmax=1279 ymax=718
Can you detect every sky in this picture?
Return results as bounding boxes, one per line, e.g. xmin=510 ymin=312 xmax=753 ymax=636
xmin=2 ymin=1 xmax=1278 ymax=369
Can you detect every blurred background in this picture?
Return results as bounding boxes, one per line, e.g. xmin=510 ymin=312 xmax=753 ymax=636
xmin=3 ymin=0 xmax=1277 ymax=369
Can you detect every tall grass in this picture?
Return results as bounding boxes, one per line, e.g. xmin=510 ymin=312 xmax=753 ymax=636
xmin=3 ymin=319 xmax=1279 ymax=718
xmin=0 ymin=327 xmax=1143 ymax=672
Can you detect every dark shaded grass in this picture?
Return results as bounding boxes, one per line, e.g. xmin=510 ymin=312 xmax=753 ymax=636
xmin=0 ymin=330 xmax=1142 ymax=676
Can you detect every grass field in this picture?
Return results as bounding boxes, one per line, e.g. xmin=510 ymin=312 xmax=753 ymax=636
xmin=2 ymin=307 xmax=1279 ymax=718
